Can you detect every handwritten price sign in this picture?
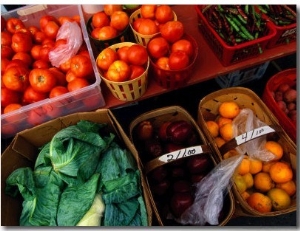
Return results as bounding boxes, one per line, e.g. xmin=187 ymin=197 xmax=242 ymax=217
xmin=159 ymin=146 xmax=204 ymax=163
xmin=235 ymin=125 xmax=275 ymax=145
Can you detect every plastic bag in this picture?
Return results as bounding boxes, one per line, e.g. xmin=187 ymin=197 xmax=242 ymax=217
xmin=49 ymin=21 xmax=83 ymax=67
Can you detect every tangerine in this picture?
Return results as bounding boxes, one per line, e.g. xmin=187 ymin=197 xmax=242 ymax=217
xmin=241 ymin=191 xmax=251 ymax=200
xmin=267 ymin=188 xmax=291 ymax=211
xmin=262 ymin=161 xmax=276 ymax=173
xmin=269 ymin=162 xmax=293 ymax=184
xmin=236 ymin=157 xmax=250 ymax=175
xmin=214 ymin=136 xmax=226 ymax=148
xmin=216 ymin=116 xmax=232 ymax=128
xmin=253 ymin=172 xmax=275 ymax=193
xmin=247 ymin=192 xmax=272 ymax=213
xmin=276 ymin=180 xmax=296 ymax=196
xmin=242 ymin=172 xmax=254 ymax=189
xmin=218 ymin=101 xmax=240 ymax=119
xmin=264 ymin=141 xmax=284 ymax=161
xmin=249 ymin=158 xmax=263 ymax=175
xmin=223 ymin=149 xmax=239 ymax=159
xmin=219 ymin=122 xmax=233 ymax=141
xmin=206 ymin=120 xmax=219 ymax=138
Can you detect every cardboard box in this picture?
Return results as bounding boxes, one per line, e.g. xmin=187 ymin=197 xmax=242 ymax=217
xmin=1 ymin=109 xmax=153 ymax=226
xmin=1 ymin=5 xmax=106 ymax=139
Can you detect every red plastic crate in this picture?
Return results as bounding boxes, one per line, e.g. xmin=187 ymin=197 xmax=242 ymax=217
xmin=262 ymin=68 xmax=296 ymax=143
xmin=194 ymin=5 xmax=277 ymax=66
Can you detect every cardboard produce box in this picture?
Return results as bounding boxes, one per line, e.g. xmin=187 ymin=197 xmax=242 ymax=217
xmin=1 ymin=109 xmax=152 ymax=226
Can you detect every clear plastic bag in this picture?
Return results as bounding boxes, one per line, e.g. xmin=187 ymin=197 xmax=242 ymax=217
xmin=49 ymin=21 xmax=83 ymax=67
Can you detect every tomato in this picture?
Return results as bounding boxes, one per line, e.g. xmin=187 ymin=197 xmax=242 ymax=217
xmin=137 ymin=19 xmax=158 ymax=35
xmin=27 ymin=107 xmax=47 ymax=126
xmin=43 ymin=21 xmax=60 ymax=40
xmin=171 ymin=39 xmax=193 ymax=57
xmin=12 ymin=52 xmax=33 ymax=67
xmin=29 ymin=68 xmax=57 ymax=93
xmin=3 ymin=66 xmax=30 ymax=92
xmin=1 ymin=45 xmax=14 ymax=59
xmin=11 ymin=31 xmax=33 ymax=53
xmin=67 ymin=78 xmax=89 ymax=92
xmin=1 ymin=58 xmax=10 ymax=75
xmin=33 ymin=31 xmax=47 ymax=44
xmin=39 ymin=40 xmax=55 ymax=62
xmin=32 ymin=59 xmax=51 ymax=69
xmin=160 ymin=21 xmax=184 ymax=43
xmin=6 ymin=17 xmax=25 ymax=34
xmin=147 ymin=36 xmax=170 ymax=59
xmin=28 ymin=25 xmax=40 ymax=37
xmin=53 ymin=38 xmax=67 ymax=49
xmin=110 ymin=11 xmax=129 ymax=31
xmin=66 ymin=70 xmax=77 ymax=82
xmin=49 ymin=67 xmax=67 ymax=86
xmin=156 ymin=57 xmax=170 ymax=70
xmin=92 ymin=11 xmax=110 ymax=28
xmin=127 ymin=44 xmax=148 ymax=66
xmin=1 ymin=31 xmax=12 ymax=46
xmin=40 ymin=15 xmax=59 ymax=31
xmin=49 ymin=85 xmax=68 ymax=98
xmin=42 ymin=103 xmax=62 ymax=118
xmin=59 ymin=58 xmax=71 ymax=73
xmin=58 ymin=16 xmax=74 ymax=25
xmin=132 ymin=18 xmax=144 ymax=32
xmin=168 ymin=50 xmax=190 ymax=70
xmin=5 ymin=59 xmax=28 ymax=70
xmin=129 ymin=65 xmax=145 ymax=80
xmin=116 ymin=46 xmax=130 ymax=63
xmin=1 ymin=87 xmax=22 ymax=107
xmin=103 ymin=5 xmax=123 ymax=16
xmin=96 ymin=47 xmax=118 ymax=71
xmin=92 ymin=26 xmax=118 ymax=40
xmin=22 ymin=86 xmax=48 ymax=104
xmin=106 ymin=60 xmax=131 ymax=82
xmin=70 ymin=54 xmax=94 ymax=79
xmin=155 ymin=5 xmax=174 ymax=24
xmin=3 ymin=103 xmax=22 ymax=114
xmin=140 ymin=5 xmax=157 ymax=19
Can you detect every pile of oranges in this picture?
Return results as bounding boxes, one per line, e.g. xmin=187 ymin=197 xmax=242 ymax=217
xmin=205 ymin=101 xmax=296 ymax=213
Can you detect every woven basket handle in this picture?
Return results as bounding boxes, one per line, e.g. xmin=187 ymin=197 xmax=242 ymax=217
xmin=219 ymin=124 xmax=280 ymax=156
xmin=144 ymin=144 xmax=212 ymax=174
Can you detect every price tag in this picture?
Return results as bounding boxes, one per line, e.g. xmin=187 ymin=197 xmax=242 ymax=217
xmin=235 ymin=125 xmax=275 ymax=145
xmin=158 ymin=145 xmax=204 ymax=163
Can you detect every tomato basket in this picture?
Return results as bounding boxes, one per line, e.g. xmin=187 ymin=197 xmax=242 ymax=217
xmin=194 ymin=5 xmax=277 ymax=66
xmin=149 ymin=33 xmax=198 ymax=90
xmin=262 ymin=68 xmax=296 ymax=143
xmin=129 ymin=106 xmax=235 ymax=226
xmin=129 ymin=8 xmax=177 ymax=46
xmin=97 ymin=42 xmax=149 ymax=102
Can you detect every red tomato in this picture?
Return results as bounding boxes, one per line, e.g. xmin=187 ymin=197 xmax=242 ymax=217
xmin=1 ymin=31 xmax=12 ymax=46
xmin=1 ymin=45 xmax=14 ymax=59
xmin=27 ymin=107 xmax=47 ymax=126
xmin=3 ymin=103 xmax=22 ymax=114
xmin=140 ymin=5 xmax=157 ymax=19
xmin=65 ymin=70 xmax=77 ymax=83
xmin=58 ymin=16 xmax=74 ymax=25
xmin=33 ymin=31 xmax=47 ymax=44
xmin=1 ymin=58 xmax=10 ymax=75
xmin=39 ymin=40 xmax=55 ymax=62
xmin=92 ymin=26 xmax=117 ymax=40
xmin=67 ymin=78 xmax=89 ymax=92
xmin=70 ymin=54 xmax=94 ymax=79
xmin=129 ymin=65 xmax=146 ymax=80
xmin=110 ymin=11 xmax=129 ymax=31
xmin=53 ymin=38 xmax=67 ymax=49
xmin=12 ymin=52 xmax=33 ymax=67
xmin=156 ymin=57 xmax=170 ymax=70
xmin=31 ymin=44 xmax=42 ymax=60
xmin=137 ymin=19 xmax=158 ymax=35
xmin=96 ymin=47 xmax=118 ymax=71
xmin=49 ymin=85 xmax=68 ymax=98
xmin=32 ymin=59 xmax=51 ymax=69
xmin=132 ymin=18 xmax=144 ymax=32
xmin=168 ymin=51 xmax=190 ymax=70
xmin=28 ymin=25 xmax=40 ymax=37
xmin=42 ymin=103 xmax=62 ymax=118
xmin=171 ymin=39 xmax=193 ymax=57
xmin=106 ymin=60 xmax=131 ymax=82
xmin=49 ymin=67 xmax=67 ymax=86
xmin=116 ymin=46 xmax=129 ymax=63
xmin=160 ymin=21 xmax=184 ymax=43
xmin=29 ymin=68 xmax=57 ymax=93
xmin=5 ymin=59 xmax=28 ymax=70
xmin=40 ymin=15 xmax=59 ymax=31
xmin=2 ymin=66 xmax=30 ymax=92
xmin=43 ymin=21 xmax=60 ymax=40
xmin=127 ymin=44 xmax=148 ymax=66
xmin=6 ymin=17 xmax=25 ymax=34
xmin=11 ymin=31 xmax=33 ymax=53
xmin=92 ymin=11 xmax=110 ymax=28
xmin=155 ymin=5 xmax=174 ymax=24
xmin=22 ymin=86 xmax=48 ymax=104
xmin=103 ymin=5 xmax=123 ymax=16
xmin=59 ymin=58 xmax=71 ymax=73
xmin=147 ymin=36 xmax=170 ymax=59
xmin=1 ymin=87 xmax=22 ymax=107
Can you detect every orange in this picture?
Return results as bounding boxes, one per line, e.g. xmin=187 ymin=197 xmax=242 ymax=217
xmin=218 ymin=101 xmax=240 ymax=119
xmin=267 ymin=188 xmax=291 ymax=211
xmin=276 ymin=180 xmax=296 ymax=196
xmin=233 ymin=174 xmax=247 ymax=193
xmin=206 ymin=120 xmax=219 ymax=138
xmin=247 ymin=192 xmax=272 ymax=213
xmin=253 ymin=172 xmax=275 ymax=193
xmin=214 ymin=136 xmax=226 ymax=148
xmin=223 ymin=149 xmax=239 ymax=159
xmin=264 ymin=141 xmax=284 ymax=161
xmin=241 ymin=191 xmax=251 ymax=200
xmin=262 ymin=161 xmax=276 ymax=173
xmin=269 ymin=162 xmax=293 ymax=184
xmin=236 ymin=157 xmax=250 ymax=175
xmin=219 ymin=122 xmax=233 ymax=141
xmin=216 ymin=116 xmax=232 ymax=128
xmin=242 ymin=172 xmax=254 ymax=189
xmin=249 ymin=158 xmax=263 ymax=175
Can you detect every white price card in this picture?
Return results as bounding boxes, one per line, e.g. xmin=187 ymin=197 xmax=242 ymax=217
xmin=159 ymin=145 xmax=204 ymax=163
xmin=235 ymin=125 xmax=275 ymax=145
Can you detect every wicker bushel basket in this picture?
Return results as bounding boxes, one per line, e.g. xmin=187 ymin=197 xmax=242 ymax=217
xmin=129 ymin=106 xmax=235 ymax=226
xmin=197 ymin=87 xmax=297 ymax=217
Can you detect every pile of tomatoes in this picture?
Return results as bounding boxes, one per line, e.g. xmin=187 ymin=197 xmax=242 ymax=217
xmin=1 ymin=14 xmax=95 ymax=115
xmin=96 ymin=43 xmax=149 ymax=82
xmin=90 ymin=5 xmax=130 ymax=41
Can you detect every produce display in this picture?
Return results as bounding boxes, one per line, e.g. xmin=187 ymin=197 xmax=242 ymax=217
xmin=257 ymin=5 xmax=296 ymax=26
xmin=4 ymin=120 xmax=148 ymax=226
